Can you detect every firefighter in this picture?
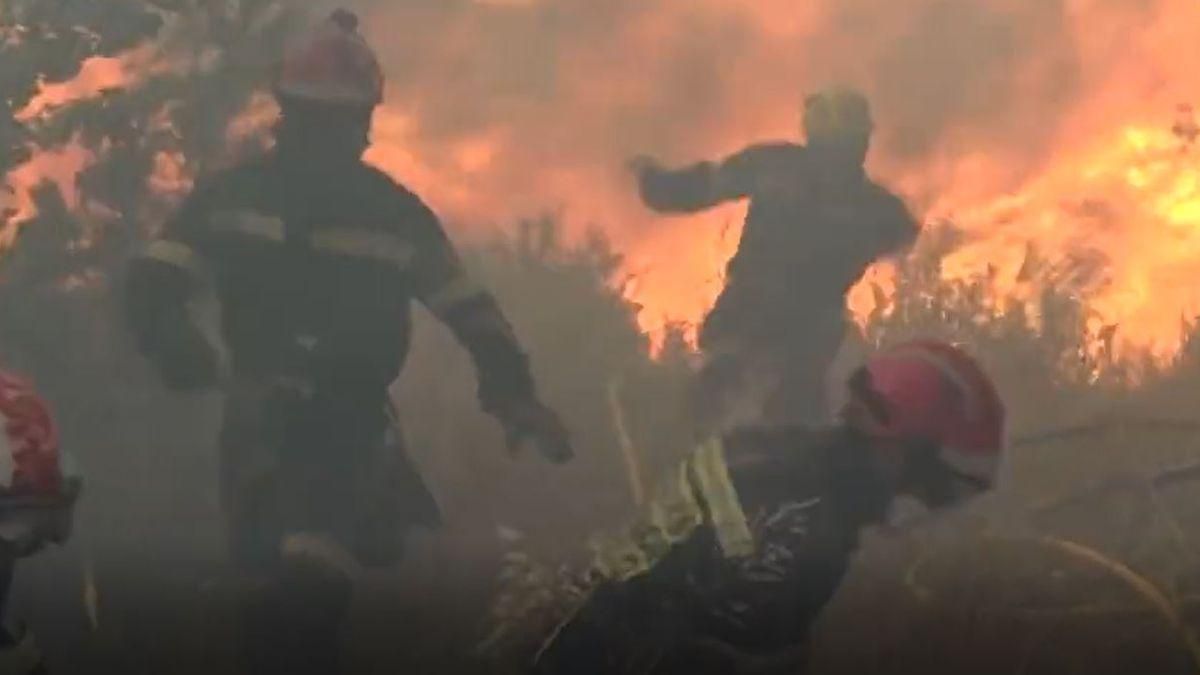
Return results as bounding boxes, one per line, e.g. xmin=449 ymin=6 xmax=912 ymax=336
xmin=0 ymin=370 xmax=82 ymax=674
xmin=124 ymin=9 xmax=572 ymax=674
xmin=631 ymin=87 xmax=918 ymax=431
xmin=533 ymin=340 xmax=1004 ymax=675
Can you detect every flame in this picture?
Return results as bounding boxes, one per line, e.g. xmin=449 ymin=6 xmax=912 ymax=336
xmin=226 ymin=91 xmax=280 ymax=149
xmin=147 ymin=150 xmax=193 ymax=197
xmin=879 ymin=123 xmax=1200 ymax=362
xmin=0 ymin=138 xmax=94 ymax=251
xmin=849 ymin=0 xmax=1200 ymax=364
xmin=356 ymin=0 xmax=1200 ymax=361
xmin=9 ymin=0 xmax=1200 ymax=366
xmin=4 ymin=42 xmax=160 ymax=250
xmin=15 ymin=44 xmax=162 ymax=123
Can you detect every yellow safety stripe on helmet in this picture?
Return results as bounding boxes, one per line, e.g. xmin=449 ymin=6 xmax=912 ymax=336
xmin=688 ymin=437 xmax=755 ymax=559
xmin=142 ymin=239 xmax=203 ymax=275
xmin=423 ymin=274 xmax=488 ymax=317
xmin=310 ymin=227 xmax=416 ymax=269
xmin=589 ymin=457 xmax=707 ymax=583
xmin=210 ymin=210 xmax=286 ymax=243
xmin=804 ymin=87 xmax=873 ymax=141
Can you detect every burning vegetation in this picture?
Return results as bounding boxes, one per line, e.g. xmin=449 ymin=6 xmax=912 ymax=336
xmin=4 ymin=1 xmax=1200 ymax=674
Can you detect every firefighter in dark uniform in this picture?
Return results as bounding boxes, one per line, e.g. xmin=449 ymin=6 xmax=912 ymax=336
xmin=534 ymin=340 xmax=1005 ymax=675
xmin=632 ymin=88 xmax=919 ymax=431
xmin=124 ymin=10 xmax=571 ymax=674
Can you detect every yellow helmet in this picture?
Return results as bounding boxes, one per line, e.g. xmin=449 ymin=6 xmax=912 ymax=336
xmin=803 ymin=87 xmax=873 ymax=143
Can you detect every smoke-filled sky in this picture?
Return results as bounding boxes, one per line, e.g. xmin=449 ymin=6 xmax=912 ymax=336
xmin=300 ymin=0 xmax=1195 ymax=354
xmin=8 ymin=0 xmax=1200 ymax=357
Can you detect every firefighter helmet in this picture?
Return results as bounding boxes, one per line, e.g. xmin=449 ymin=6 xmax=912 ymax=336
xmin=0 ymin=369 xmax=80 ymax=556
xmin=803 ymin=86 xmax=874 ymax=143
xmin=274 ymin=9 xmax=384 ymax=108
xmin=0 ymin=371 xmax=62 ymax=497
xmin=847 ymin=340 xmax=1005 ymax=487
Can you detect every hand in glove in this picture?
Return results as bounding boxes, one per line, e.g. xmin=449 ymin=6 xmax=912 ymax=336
xmin=498 ymin=399 xmax=573 ymax=464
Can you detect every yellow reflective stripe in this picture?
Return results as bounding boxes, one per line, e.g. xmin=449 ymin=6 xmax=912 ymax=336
xmin=689 ymin=438 xmax=755 ymax=558
xmin=588 ymin=532 xmax=652 ymax=583
xmin=142 ymin=239 xmax=202 ymax=274
xmin=310 ymin=227 xmax=415 ymax=269
xmin=210 ymin=210 xmax=285 ymax=242
xmin=638 ymin=459 xmax=705 ymax=559
xmin=588 ymin=457 xmax=706 ymax=583
xmin=423 ymin=274 xmax=487 ymax=316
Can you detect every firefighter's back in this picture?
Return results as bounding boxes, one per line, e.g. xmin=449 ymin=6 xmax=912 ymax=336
xmin=185 ymin=154 xmax=431 ymax=396
xmin=712 ymin=143 xmax=914 ymax=346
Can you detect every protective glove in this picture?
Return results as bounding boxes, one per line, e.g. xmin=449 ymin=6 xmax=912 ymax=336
xmin=497 ymin=399 xmax=573 ymax=464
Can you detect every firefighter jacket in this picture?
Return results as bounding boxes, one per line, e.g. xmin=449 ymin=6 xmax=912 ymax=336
xmin=638 ymin=143 xmax=917 ymax=350
xmin=536 ymin=426 xmax=895 ymax=674
xmin=125 ymin=153 xmax=537 ymax=418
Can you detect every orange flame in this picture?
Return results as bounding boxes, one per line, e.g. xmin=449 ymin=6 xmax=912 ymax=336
xmin=226 ymin=91 xmax=280 ymax=150
xmin=147 ymin=150 xmax=192 ymax=198
xmin=1 ymin=139 xmax=94 ymax=250
xmin=15 ymin=44 xmax=162 ymax=123
xmin=850 ymin=0 xmax=1200 ymax=363
xmin=358 ymin=0 xmax=1200 ymax=361
xmin=10 ymin=1 xmax=1200 ymax=367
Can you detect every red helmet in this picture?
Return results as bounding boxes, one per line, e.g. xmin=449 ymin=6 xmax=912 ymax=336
xmin=0 ymin=371 xmax=62 ymax=497
xmin=274 ymin=9 xmax=384 ymax=108
xmin=848 ymin=340 xmax=1005 ymax=486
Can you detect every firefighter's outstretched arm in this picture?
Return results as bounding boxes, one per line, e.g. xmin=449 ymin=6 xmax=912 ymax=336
xmin=630 ymin=145 xmax=763 ymax=214
xmin=124 ymin=188 xmax=219 ymax=391
xmin=409 ymin=204 xmax=572 ymax=463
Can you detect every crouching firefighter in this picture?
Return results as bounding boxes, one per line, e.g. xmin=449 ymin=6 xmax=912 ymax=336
xmin=0 ymin=370 xmax=82 ymax=674
xmin=125 ymin=9 xmax=572 ymax=674
xmin=533 ymin=340 xmax=1004 ymax=675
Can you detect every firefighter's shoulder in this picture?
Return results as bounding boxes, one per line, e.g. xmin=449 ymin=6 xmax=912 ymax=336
xmin=197 ymin=156 xmax=279 ymax=203
xmin=854 ymin=177 xmax=918 ymax=247
xmin=352 ymin=163 xmax=438 ymax=227
xmin=860 ymin=178 xmax=912 ymax=216
xmin=725 ymin=141 xmax=804 ymax=172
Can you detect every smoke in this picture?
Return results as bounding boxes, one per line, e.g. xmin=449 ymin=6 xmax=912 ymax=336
xmin=291 ymin=0 xmax=1190 ymax=343
xmin=8 ymin=0 xmax=1195 ymax=344
xmin=4 ymin=3 xmax=1200 ymax=671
